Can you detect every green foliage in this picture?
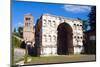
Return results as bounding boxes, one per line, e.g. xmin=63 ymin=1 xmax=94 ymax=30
xmin=12 ymin=32 xmax=20 ymax=37
xmin=77 ymin=18 xmax=89 ymax=32
xmin=12 ymin=35 xmax=23 ymax=65
xmin=88 ymin=6 xmax=96 ymax=30
xmin=82 ymin=20 xmax=89 ymax=31
xmin=84 ymin=40 xmax=96 ymax=54
xmin=14 ymin=28 xmax=16 ymax=32
xmin=12 ymin=44 xmax=14 ymax=65
xmin=12 ymin=36 xmax=21 ymax=48
xmin=12 ymin=26 xmax=23 ymax=38
xmin=18 ymin=26 xmax=23 ymax=38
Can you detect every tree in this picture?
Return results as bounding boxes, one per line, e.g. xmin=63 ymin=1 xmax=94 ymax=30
xmin=77 ymin=18 xmax=89 ymax=32
xmin=88 ymin=6 xmax=96 ymax=30
xmin=18 ymin=26 xmax=23 ymax=38
xmin=82 ymin=20 xmax=90 ymax=32
xmin=13 ymin=27 xmax=16 ymax=32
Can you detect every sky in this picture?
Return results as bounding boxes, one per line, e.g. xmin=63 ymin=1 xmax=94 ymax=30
xmin=12 ymin=0 xmax=92 ymax=31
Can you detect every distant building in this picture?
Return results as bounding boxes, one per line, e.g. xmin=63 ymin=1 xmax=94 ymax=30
xmin=35 ymin=14 xmax=84 ymax=56
xmin=23 ymin=14 xmax=35 ymax=47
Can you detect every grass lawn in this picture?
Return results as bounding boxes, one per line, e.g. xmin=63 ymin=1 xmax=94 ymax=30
xmin=25 ymin=55 xmax=96 ymax=65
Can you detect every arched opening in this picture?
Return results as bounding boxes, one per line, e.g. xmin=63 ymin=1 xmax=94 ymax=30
xmin=57 ymin=22 xmax=73 ymax=55
xmin=20 ymin=41 xmax=26 ymax=49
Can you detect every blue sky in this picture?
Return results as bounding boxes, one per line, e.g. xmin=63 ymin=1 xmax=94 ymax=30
xmin=12 ymin=0 xmax=92 ymax=31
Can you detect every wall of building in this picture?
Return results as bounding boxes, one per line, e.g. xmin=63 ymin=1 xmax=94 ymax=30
xmin=23 ymin=14 xmax=35 ymax=47
xmin=36 ymin=14 xmax=84 ymax=56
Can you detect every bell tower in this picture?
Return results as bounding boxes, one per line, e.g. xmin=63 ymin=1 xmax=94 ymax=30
xmin=23 ymin=14 xmax=35 ymax=47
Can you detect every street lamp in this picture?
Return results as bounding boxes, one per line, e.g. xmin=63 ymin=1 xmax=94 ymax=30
xmin=24 ymin=42 xmax=28 ymax=63
xmin=24 ymin=41 xmax=32 ymax=64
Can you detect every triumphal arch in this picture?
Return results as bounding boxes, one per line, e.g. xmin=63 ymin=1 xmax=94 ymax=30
xmin=35 ymin=14 xmax=83 ymax=56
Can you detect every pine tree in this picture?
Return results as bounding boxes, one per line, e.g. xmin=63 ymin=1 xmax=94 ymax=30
xmin=88 ymin=6 xmax=96 ymax=30
xmin=14 ymin=27 xmax=16 ymax=32
xmin=18 ymin=26 xmax=23 ymax=38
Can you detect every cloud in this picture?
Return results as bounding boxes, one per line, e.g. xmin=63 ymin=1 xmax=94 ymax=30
xmin=18 ymin=22 xmax=23 ymax=27
xmin=63 ymin=5 xmax=91 ymax=13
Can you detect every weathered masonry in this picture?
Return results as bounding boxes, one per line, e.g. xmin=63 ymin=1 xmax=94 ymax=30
xmin=35 ymin=14 xmax=84 ymax=56
xmin=23 ymin=14 xmax=35 ymax=47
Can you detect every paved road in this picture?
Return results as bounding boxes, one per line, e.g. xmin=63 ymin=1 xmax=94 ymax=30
xmin=14 ymin=48 xmax=25 ymax=62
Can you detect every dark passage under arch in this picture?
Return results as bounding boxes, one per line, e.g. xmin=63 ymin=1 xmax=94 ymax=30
xmin=57 ymin=22 xmax=73 ymax=55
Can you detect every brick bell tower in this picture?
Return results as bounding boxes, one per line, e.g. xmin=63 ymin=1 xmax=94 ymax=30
xmin=23 ymin=14 xmax=35 ymax=47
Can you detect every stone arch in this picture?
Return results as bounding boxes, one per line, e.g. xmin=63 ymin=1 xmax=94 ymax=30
xmin=20 ymin=41 xmax=26 ymax=49
xmin=57 ymin=22 xmax=74 ymax=55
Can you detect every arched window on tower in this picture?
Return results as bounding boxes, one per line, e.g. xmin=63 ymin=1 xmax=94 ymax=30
xmin=28 ymin=23 xmax=30 ymax=27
